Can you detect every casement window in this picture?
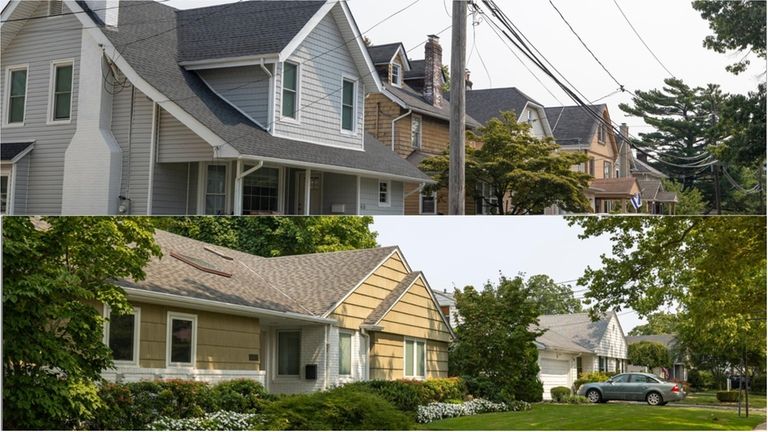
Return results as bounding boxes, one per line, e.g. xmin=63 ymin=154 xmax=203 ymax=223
xmin=603 ymin=161 xmax=612 ymax=179
xmin=282 ymin=62 xmax=299 ymax=120
xmin=166 ymin=312 xmax=197 ymax=367
xmin=104 ymin=306 xmax=141 ymax=365
xmin=420 ymin=191 xmax=436 ymax=215
xmin=204 ymin=164 xmax=228 ymax=215
xmin=341 ymin=78 xmax=356 ymax=132
xmin=242 ymin=167 xmax=279 ymax=214
xmin=339 ymin=332 xmax=352 ymax=376
xmin=48 ymin=60 xmax=74 ymax=123
xmin=404 ymin=338 xmax=426 ymax=379
xmin=5 ymin=66 xmax=28 ymax=125
xmin=48 ymin=0 xmax=63 ymax=16
xmin=411 ymin=114 xmax=422 ymax=149
xmin=391 ymin=63 xmax=402 ymax=87
xmin=277 ymin=330 xmax=301 ymax=376
xmin=378 ymin=180 xmax=390 ymax=207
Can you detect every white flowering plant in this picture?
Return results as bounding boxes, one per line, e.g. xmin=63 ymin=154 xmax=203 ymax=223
xmin=148 ymin=410 xmax=264 ymax=431
xmin=415 ymin=398 xmax=518 ymax=423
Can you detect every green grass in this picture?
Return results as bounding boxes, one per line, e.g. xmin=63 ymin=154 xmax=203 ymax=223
xmin=675 ymin=391 xmax=767 ymax=409
xmin=418 ymin=403 xmax=766 ymax=430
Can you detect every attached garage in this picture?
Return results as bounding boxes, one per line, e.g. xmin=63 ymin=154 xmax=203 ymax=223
xmin=539 ymin=358 xmax=571 ymax=400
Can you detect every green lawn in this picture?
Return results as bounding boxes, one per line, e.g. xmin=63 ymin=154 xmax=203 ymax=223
xmin=418 ymin=403 xmax=766 ymax=430
xmin=675 ymin=391 xmax=767 ymax=409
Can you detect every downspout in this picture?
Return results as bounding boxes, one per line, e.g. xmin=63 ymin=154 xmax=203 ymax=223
xmin=404 ymin=183 xmax=425 ymax=198
xmin=391 ymin=110 xmax=412 ymax=152
xmin=324 ymin=325 xmax=330 ymax=389
xmin=361 ymin=324 xmax=383 ymax=381
xmin=259 ymin=58 xmax=273 ymax=78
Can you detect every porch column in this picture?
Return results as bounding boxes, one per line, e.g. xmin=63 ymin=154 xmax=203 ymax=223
xmin=621 ymin=199 xmax=627 ymax=213
xmin=234 ymin=160 xmax=244 ymax=216
xmin=304 ymin=168 xmax=311 ymax=216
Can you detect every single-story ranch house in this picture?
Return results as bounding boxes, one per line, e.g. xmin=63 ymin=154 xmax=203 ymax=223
xmin=101 ymin=230 xmax=453 ymax=394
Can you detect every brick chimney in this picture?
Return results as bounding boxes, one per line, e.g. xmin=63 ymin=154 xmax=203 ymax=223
xmin=465 ymin=69 xmax=473 ymax=90
xmin=423 ymin=35 xmax=443 ymax=107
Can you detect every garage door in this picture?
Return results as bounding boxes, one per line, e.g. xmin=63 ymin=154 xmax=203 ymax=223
xmin=540 ymin=358 xmax=571 ymax=400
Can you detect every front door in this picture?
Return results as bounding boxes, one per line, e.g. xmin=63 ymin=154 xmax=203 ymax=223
xmin=295 ymin=171 xmax=322 ymax=215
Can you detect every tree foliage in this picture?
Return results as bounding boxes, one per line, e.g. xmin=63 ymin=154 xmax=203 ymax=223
xmin=421 ymin=112 xmax=592 ymax=215
xmin=525 ymin=274 xmax=583 ymax=315
xmin=569 ymin=216 xmax=766 ymax=376
xmin=628 ymin=342 xmax=671 ymax=371
xmin=2 ymin=217 xmax=161 ymax=430
xmin=155 ymin=216 xmax=378 ymax=257
xmin=661 ymin=180 xmax=706 ymax=215
xmin=449 ymin=275 xmax=544 ymax=402
xmin=628 ymin=312 xmax=679 ymax=336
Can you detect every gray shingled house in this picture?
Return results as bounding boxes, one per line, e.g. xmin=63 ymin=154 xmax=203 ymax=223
xmin=1 ymin=0 xmax=432 ymax=216
xmin=101 ymin=230 xmax=453 ymax=393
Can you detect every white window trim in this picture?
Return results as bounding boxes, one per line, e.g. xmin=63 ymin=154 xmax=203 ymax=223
xmin=391 ymin=63 xmax=403 ymax=88
xmin=411 ymin=114 xmax=422 ymax=149
xmin=378 ymin=179 xmax=391 ymax=207
xmin=597 ymin=124 xmax=606 ymax=144
xmin=279 ymin=61 xmax=301 ymax=124
xmin=403 ymin=337 xmax=427 ymax=379
xmin=242 ymin=165 xmax=284 ymax=215
xmin=46 ymin=58 xmax=75 ymax=125
xmin=338 ymin=330 xmax=354 ymax=377
xmin=339 ymin=74 xmax=358 ymax=135
xmin=419 ymin=190 xmax=436 ymax=215
xmin=166 ymin=312 xmax=198 ymax=368
xmin=1 ymin=165 xmax=14 ymax=215
xmin=3 ymin=64 xmax=29 ymax=128
xmin=197 ymin=162 xmax=232 ymax=216
xmin=103 ymin=305 xmax=141 ymax=367
xmin=275 ymin=329 xmax=302 ymax=379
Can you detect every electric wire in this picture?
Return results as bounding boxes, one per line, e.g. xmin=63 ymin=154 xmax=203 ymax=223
xmin=612 ymin=0 xmax=676 ymax=78
xmin=0 ymin=0 xmax=171 ymax=23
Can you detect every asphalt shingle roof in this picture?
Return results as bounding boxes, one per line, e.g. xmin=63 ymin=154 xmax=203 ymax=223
xmin=544 ymin=105 xmax=605 ymax=145
xmin=367 ymin=43 xmax=403 ymax=65
xmin=404 ymin=60 xmax=425 ymax=79
xmin=120 ymin=230 xmax=400 ymax=317
xmin=465 ymin=87 xmax=542 ymax=126
xmin=385 ymin=83 xmax=481 ymax=128
xmin=638 ymin=178 xmax=662 ymax=201
xmin=537 ymin=313 xmax=612 ymax=352
xmin=590 ymin=177 xmax=638 ymax=196
xmin=364 ymin=271 xmax=421 ymax=325
xmin=536 ymin=327 xmax=593 ymax=353
xmin=94 ymin=1 xmax=430 ymax=182
xmin=1 ymin=142 xmax=33 ymax=161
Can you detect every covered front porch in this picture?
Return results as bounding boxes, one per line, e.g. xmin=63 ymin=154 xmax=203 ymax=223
xmin=589 ymin=177 xmax=642 ymax=214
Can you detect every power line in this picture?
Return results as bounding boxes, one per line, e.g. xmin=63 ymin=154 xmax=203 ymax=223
xmin=0 ymin=0 xmax=170 ymax=23
xmin=612 ymin=0 xmax=676 ymax=78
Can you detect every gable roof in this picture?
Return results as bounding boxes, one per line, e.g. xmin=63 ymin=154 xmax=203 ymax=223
xmin=81 ymin=1 xmax=429 ymax=183
xmin=120 ymin=230 xmax=402 ymax=317
xmin=537 ymin=312 xmax=616 ymax=352
xmin=590 ymin=177 xmax=640 ymax=198
xmin=544 ymin=104 xmax=606 ymax=146
xmin=632 ymin=156 xmax=668 ymax=179
xmin=177 ymin=1 xmax=326 ymax=63
xmin=364 ymin=271 xmax=421 ymax=325
xmin=1 ymin=142 xmax=34 ymax=161
xmin=536 ymin=327 xmax=593 ymax=354
xmin=367 ymin=42 xmax=410 ymax=69
xmin=465 ymin=87 xmax=544 ymax=126
xmin=385 ymin=83 xmax=481 ymax=127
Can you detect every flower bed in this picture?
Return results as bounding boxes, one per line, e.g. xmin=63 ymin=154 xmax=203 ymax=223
xmin=416 ymin=398 xmax=531 ymax=424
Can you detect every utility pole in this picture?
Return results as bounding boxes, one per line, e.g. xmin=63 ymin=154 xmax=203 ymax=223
xmin=449 ymin=0 xmax=468 ymax=215
xmin=713 ymin=162 xmax=722 ymax=215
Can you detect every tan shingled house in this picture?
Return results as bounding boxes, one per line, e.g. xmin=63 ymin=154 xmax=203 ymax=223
xmin=100 ymin=230 xmax=452 ymax=394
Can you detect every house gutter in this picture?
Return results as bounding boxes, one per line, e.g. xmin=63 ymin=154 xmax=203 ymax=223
xmin=360 ymin=324 xmax=383 ymax=381
xmin=259 ymin=58 xmax=273 ymax=78
xmin=391 ymin=110 xmax=412 ymax=151
xmin=404 ymin=183 xmax=425 ymax=198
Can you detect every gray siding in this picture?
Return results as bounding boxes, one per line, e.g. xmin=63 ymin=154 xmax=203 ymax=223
xmin=273 ymin=10 xmax=365 ymax=149
xmin=11 ymin=154 xmax=31 ymax=214
xmin=597 ymin=315 xmax=628 ymax=359
xmin=322 ymin=172 xmax=356 ymax=215
xmin=197 ymin=65 xmax=272 ymax=127
xmin=152 ymin=162 xmax=193 ymax=215
xmin=157 ymin=109 xmax=214 ymax=163
xmin=0 ymin=3 xmax=82 ymax=214
xmin=112 ymin=82 xmax=154 ymax=215
xmin=359 ymin=177 xmax=403 ymax=215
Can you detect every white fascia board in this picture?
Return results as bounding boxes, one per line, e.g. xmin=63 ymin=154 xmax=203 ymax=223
xmin=381 ymin=88 xmax=409 ymax=110
xmin=525 ymin=101 xmax=555 ymax=138
xmin=0 ymin=0 xmax=21 ymax=24
xmin=180 ymin=55 xmax=279 ymax=71
xmin=10 ymin=142 xmax=34 ymax=163
xmin=389 ymin=44 xmax=412 ymax=71
xmin=278 ymin=0 xmax=336 ymax=62
xmin=63 ymin=1 xmax=233 ymax=152
xmin=339 ymin=0 xmax=383 ymax=92
xmin=119 ymin=286 xmax=337 ymax=325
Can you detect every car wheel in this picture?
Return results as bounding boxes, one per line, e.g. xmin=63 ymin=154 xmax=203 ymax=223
xmin=586 ymin=389 xmax=602 ymax=403
xmin=646 ymin=392 xmax=663 ymax=406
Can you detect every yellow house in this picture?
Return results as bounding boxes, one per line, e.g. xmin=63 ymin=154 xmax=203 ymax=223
xmin=101 ymin=230 xmax=453 ymax=393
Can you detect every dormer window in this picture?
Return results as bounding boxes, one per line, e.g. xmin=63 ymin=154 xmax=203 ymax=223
xmin=392 ymin=63 xmax=402 ymax=87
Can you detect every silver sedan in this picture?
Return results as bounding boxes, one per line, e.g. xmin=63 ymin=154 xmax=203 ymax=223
xmin=576 ymin=372 xmax=686 ymax=406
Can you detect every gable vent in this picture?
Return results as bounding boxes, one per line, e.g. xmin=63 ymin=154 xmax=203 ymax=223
xmin=171 ymin=251 xmax=233 ymax=278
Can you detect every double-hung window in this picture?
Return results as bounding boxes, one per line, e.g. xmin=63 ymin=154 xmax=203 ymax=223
xmin=167 ymin=313 xmax=197 ymax=367
xmin=341 ymin=78 xmax=356 ymax=132
xmin=411 ymin=115 xmax=422 ymax=149
xmin=282 ymin=62 xmax=298 ymax=120
xmin=49 ymin=60 xmax=73 ymax=123
xmin=339 ymin=332 xmax=352 ymax=376
xmin=420 ymin=191 xmax=436 ymax=215
xmin=204 ymin=164 xmax=228 ymax=215
xmin=105 ymin=306 xmax=141 ymax=364
xmin=277 ymin=330 xmax=301 ymax=376
xmin=597 ymin=125 xmax=606 ymax=143
xmin=404 ymin=339 xmax=426 ymax=379
xmin=6 ymin=66 xmax=27 ymax=125
xmin=603 ymin=161 xmax=612 ymax=179
xmin=378 ymin=180 xmax=390 ymax=207
xmin=242 ymin=167 xmax=279 ymax=214
xmin=391 ymin=63 xmax=402 ymax=87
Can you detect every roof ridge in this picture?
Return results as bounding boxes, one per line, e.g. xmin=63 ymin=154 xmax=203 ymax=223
xmin=265 ymin=245 xmax=399 ymax=261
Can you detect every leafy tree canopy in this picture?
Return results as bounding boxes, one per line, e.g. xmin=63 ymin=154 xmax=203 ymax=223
xmin=628 ymin=312 xmax=679 ymax=336
xmin=155 ymin=216 xmax=378 ymax=257
xmin=525 ymin=274 xmax=583 ymax=315
xmin=450 ymin=275 xmax=544 ymax=402
xmin=661 ymin=180 xmax=706 ymax=216
xmin=628 ymin=341 xmax=671 ymax=371
xmin=2 ymin=217 xmax=161 ymax=430
xmin=421 ymin=112 xmax=592 ymax=215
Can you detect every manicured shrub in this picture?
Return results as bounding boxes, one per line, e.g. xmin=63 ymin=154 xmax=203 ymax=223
xmin=750 ymin=375 xmax=766 ymax=394
xmin=263 ymin=387 xmax=412 ymax=430
xmin=341 ymin=380 xmax=423 ymax=412
xmin=687 ymin=369 xmax=714 ymax=390
xmin=573 ymin=371 xmax=612 ymax=391
xmin=420 ymin=377 xmax=466 ymax=403
xmin=550 ymin=386 xmax=571 ymax=402
xmin=210 ymin=379 xmax=272 ymax=413
xmin=461 ymin=375 xmax=506 ymax=403
xmin=716 ymin=391 xmax=740 ymax=402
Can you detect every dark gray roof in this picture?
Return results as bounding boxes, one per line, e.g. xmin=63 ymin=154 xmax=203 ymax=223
xmin=386 ymin=83 xmax=481 ymax=127
xmin=1 ymin=142 xmax=33 ymax=161
xmin=404 ymin=60 xmax=425 ymax=80
xmin=367 ymin=43 xmax=404 ymax=65
xmin=537 ymin=313 xmax=613 ymax=352
xmin=121 ymin=230 xmax=401 ymax=317
xmin=632 ymin=157 xmax=668 ymax=179
xmin=177 ymin=1 xmax=325 ymax=63
xmin=95 ymin=1 xmax=429 ymax=182
xmin=544 ymin=105 xmax=605 ymax=145
xmin=626 ymin=334 xmax=677 ymax=349
xmin=365 ymin=271 xmax=421 ymax=325
xmin=465 ymin=87 xmax=542 ymax=126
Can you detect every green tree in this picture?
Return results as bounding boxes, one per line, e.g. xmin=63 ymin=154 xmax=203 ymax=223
xmin=525 ymin=274 xmax=583 ymax=315
xmin=155 ymin=216 xmax=378 ymax=257
xmin=628 ymin=312 xmax=679 ymax=336
xmin=421 ymin=112 xmax=592 ymax=215
xmin=2 ymin=217 xmax=161 ymax=429
xmin=661 ymin=180 xmax=706 ymax=215
xmin=628 ymin=341 xmax=671 ymax=371
xmin=449 ymin=275 xmax=544 ymax=402
xmin=569 ymin=216 xmax=766 ymax=381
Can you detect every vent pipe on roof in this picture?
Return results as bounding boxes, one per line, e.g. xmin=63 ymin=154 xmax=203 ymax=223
xmin=85 ymin=0 xmax=120 ymax=27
